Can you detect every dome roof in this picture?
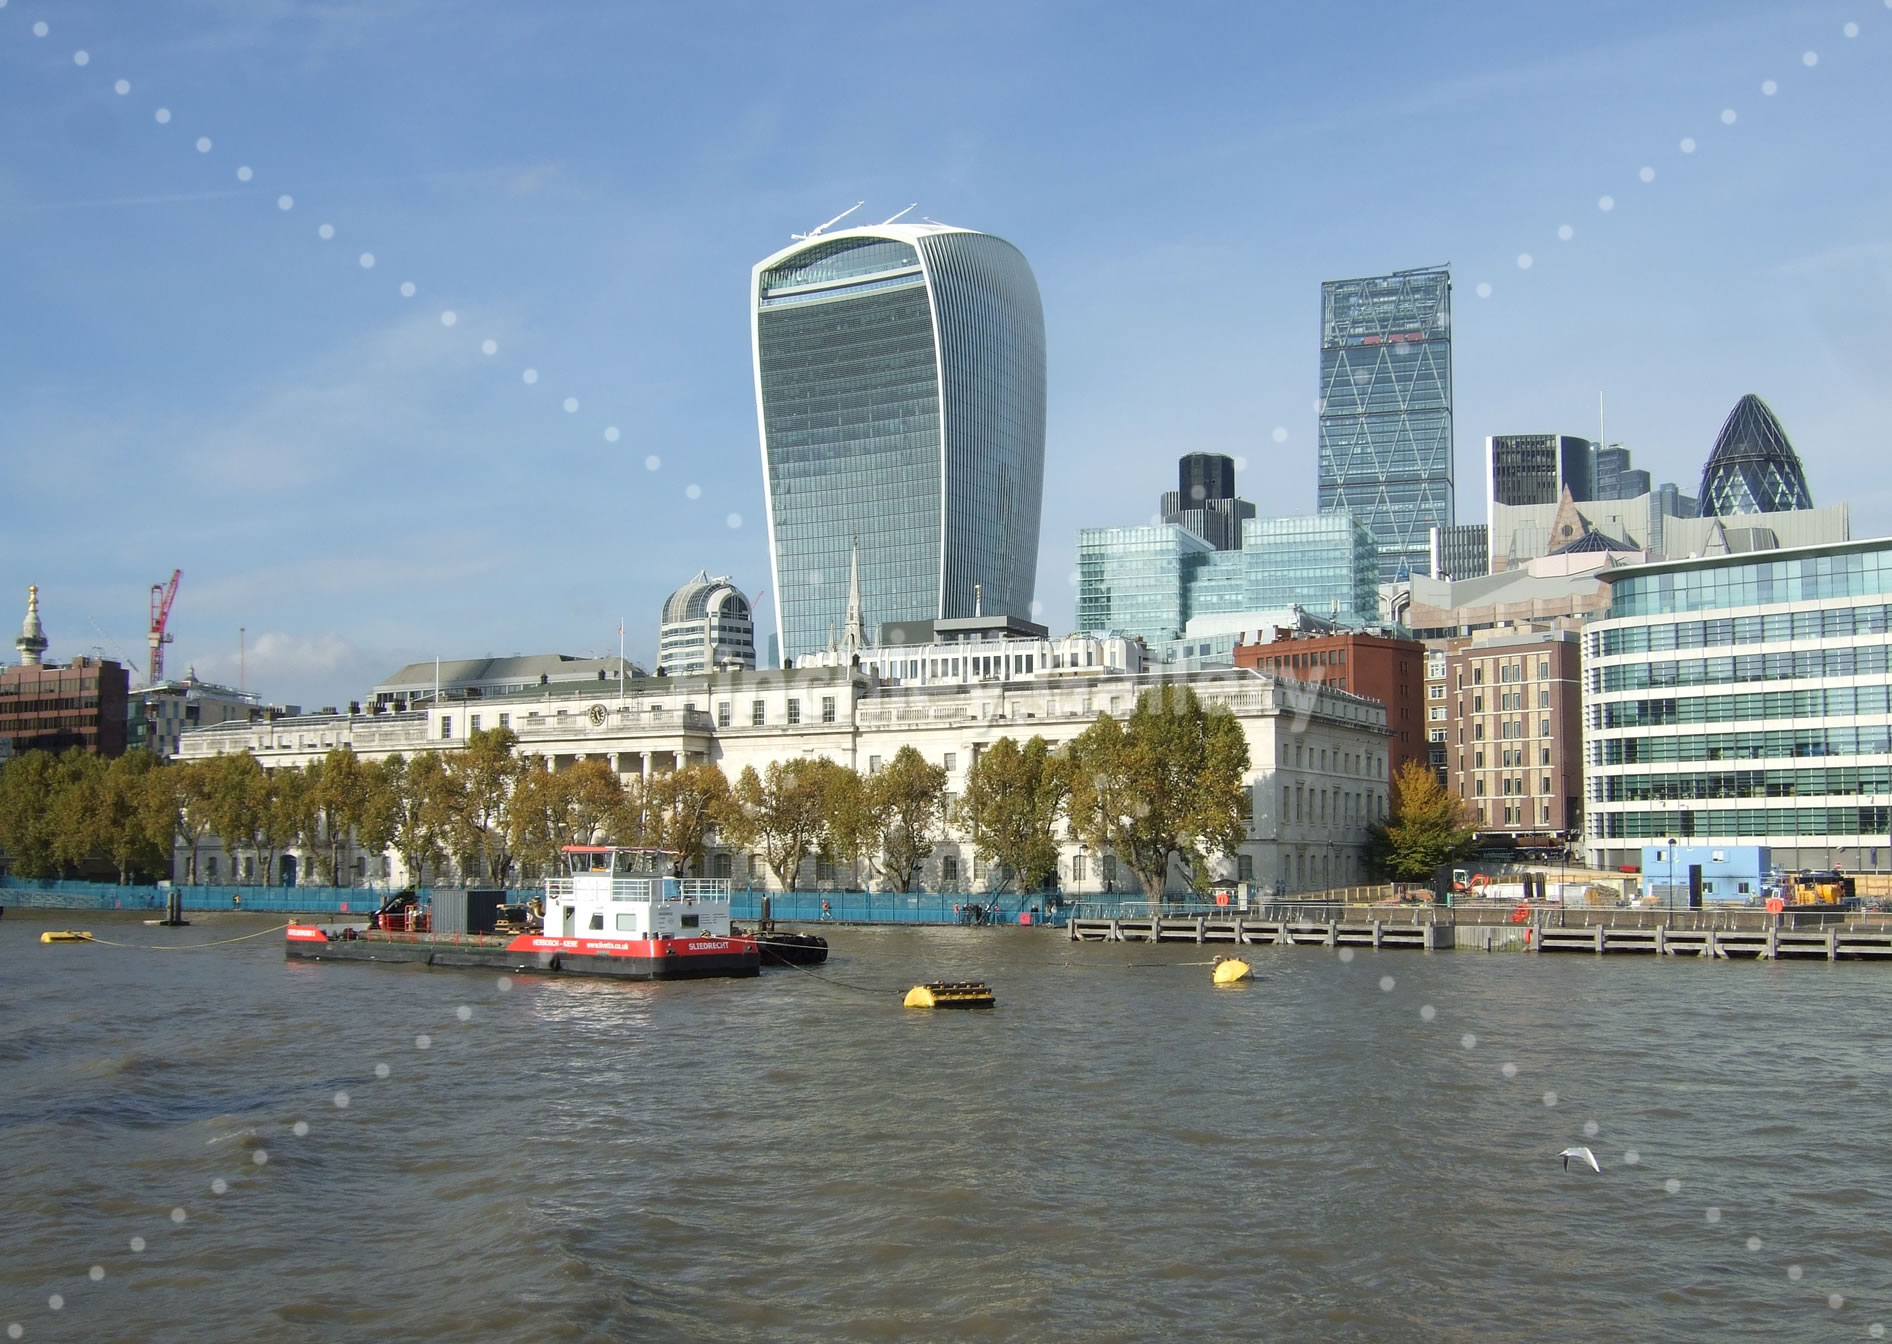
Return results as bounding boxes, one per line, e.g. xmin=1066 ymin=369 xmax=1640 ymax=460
xmin=662 ymin=571 xmax=749 ymax=625
xmin=1699 ymin=394 xmax=1813 ymax=517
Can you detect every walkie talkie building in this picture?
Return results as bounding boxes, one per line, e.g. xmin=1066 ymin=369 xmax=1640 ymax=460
xmin=752 ymin=223 xmax=1046 ymax=666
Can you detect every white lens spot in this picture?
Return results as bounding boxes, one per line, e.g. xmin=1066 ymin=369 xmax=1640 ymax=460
xmin=170 ymin=1207 xmax=187 ymax=1224
xmin=415 ymin=1034 xmax=432 ymax=1049
xmin=155 ymin=108 xmax=171 ymax=125
xmin=1624 ymin=1149 xmax=1640 ymax=1165
xmin=1664 ymin=1177 xmax=1681 ymax=1195
xmin=1704 ymin=1207 xmax=1720 ymax=1224
xmin=1378 ymin=975 xmax=1395 ymax=992
xmin=1868 ymin=1323 xmax=1883 ymax=1338
xmin=562 ymin=397 xmax=579 ymax=413
xmin=1831 ymin=1293 xmax=1846 ymax=1309
xmin=5 ymin=1325 xmax=18 ymax=1340
xmin=1029 ymin=599 xmax=1045 ymax=618
xmin=441 ymin=311 xmax=458 ymax=327
xmin=236 ymin=165 xmax=252 ymax=181
xmin=1474 ymin=281 xmax=1493 ymax=299
xmin=115 ymin=79 xmax=131 ymax=95
xmin=521 ymin=368 xmax=538 ymax=384
xmin=1598 ymin=195 xmax=1615 ymax=211
xmin=211 ymin=1178 xmax=227 ymax=1195
xmin=1846 ymin=19 xmax=1861 ymax=35
xmin=1516 ymin=253 xmax=1533 ymax=270
xmin=1460 ymin=1033 xmax=1476 ymax=1049
xmin=1419 ymin=1004 xmax=1436 ymax=1021
xmin=1337 ymin=947 xmax=1354 ymax=963
xmin=1680 ymin=137 xmax=1696 ymax=153
xmin=292 ymin=1120 xmax=309 ymax=1137
xmin=1803 ymin=50 xmax=1819 ymax=66
xmin=318 ymin=223 xmax=334 ymax=240
xmin=32 ymin=20 xmax=46 ymax=36
xmin=497 ymin=975 xmax=514 ymax=991
xmin=1067 ymin=570 xmax=1080 ymax=588
xmin=46 ymin=1297 xmax=60 ymax=1313
xmin=333 ymin=1090 xmax=351 ymax=1108
xmin=399 ymin=281 xmax=415 ymax=297
xmin=480 ymin=339 xmax=496 ymax=355
xmin=1748 ymin=1235 xmax=1763 ymax=1251
xmin=1542 ymin=1090 xmax=1558 ymax=1107
xmin=196 ymin=136 xmax=212 ymax=153
xmin=1501 ymin=1061 xmax=1518 ymax=1078
xmin=1271 ymin=426 xmax=1287 ymax=444
xmin=1557 ymin=224 xmax=1573 ymax=240
xmin=603 ymin=426 xmax=619 ymax=442
xmin=373 ymin=1062 xmax=390 ymax=1079
xmin=73 ymin=50 xmax=89 ymax=66
xmin=359 ymin=253 xmax=375 ymax=269
xmin=726 ymin=513 xmax=742 ymax=529
xmin=1639 ymin=166 xmax=1655 ymax=182
xmin=645 ymin=455 xmax=661 ymax=472
xmin=1232 ymin=455 xmax=1248 ymax=471
xmin=1788 ymin=1265 xmax=1803 ymax=1281
xmin=1582 ymin=1119 xmax=1598 ymax=1137
xmin=1720 ymin=108 xmax=1736 ymax=125
xmin=277 ymin=194 xmax=294 ymax=211
xmin=1762 ymin=79 xmax=1778 ymax=95
xmin=686 ymin=484 xmax=702 ymax=500
xmin=251 ymin=1148 xmax=268 ymax=1166
xmin=129 ymin=1237 xmax=146 ymax=1252
xmin=456 ymin=1005 xmax=473 ymax=1021
xmin=88 ymin=1266 xmax=104 ymax=1282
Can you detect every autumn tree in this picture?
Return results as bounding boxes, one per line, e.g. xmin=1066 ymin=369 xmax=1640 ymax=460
xmin=722 ymin=760 xmax=828 ymax=891
xmin=98 ymin=750 xmax=172 ymax=882
xmin=645 ymin=762 xmax=730 ymax=874
xmin=380 ymin=752 xmax=447 ymax=886
xmin=1066 ymin=685 xmax=1251 ymax=906
xmin=439 ymin=727 xmax=522 ymax=883
xmin=818 ymin=761 xmax=885 ymax=890
xmin=0 ymin=750 xmax=62 ymax=877
xmin=306 ymin=747 xmax=370 ymax=884
xmin=955 ymin=735 xmax=1069 ymax=894
xmin=871 ymin=746 xmax=947 ymax=893
xmin=1367 ymin=758 xmax=1477 ymax=882
xmin=202 ymin=751 xmax=268 ymax=884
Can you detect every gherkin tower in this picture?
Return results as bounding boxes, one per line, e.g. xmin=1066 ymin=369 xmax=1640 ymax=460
xmin=1698 ymin=394 xmax=1813 ymax=517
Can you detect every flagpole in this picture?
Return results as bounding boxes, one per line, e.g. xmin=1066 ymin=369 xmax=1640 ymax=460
xmin=618 ymin=617 xmax=625 ymax=707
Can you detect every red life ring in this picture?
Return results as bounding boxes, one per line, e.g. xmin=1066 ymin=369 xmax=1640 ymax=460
xmin=1511 ymin=904 xmax=1530 ymax=924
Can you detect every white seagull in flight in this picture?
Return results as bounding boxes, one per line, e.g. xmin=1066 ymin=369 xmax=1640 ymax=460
xmin=1559 ymin=1146 xmax=1601 ymax=1173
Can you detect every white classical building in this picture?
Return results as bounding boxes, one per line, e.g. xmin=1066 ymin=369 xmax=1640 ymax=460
xmin=177 ymin=665 xmax=1390 ymax=896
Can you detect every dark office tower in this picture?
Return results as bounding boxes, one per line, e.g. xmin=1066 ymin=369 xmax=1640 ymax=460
xmin=1698 ymin=394 xmax=1813 ymax=517
xmin=753 ymin=222 xmax=1046 ymax=665
xmin=1160 ymin=452 xmax=1256 ymax=550
xmin=1318 ymin=266 xmax=1454 ymax=583
xmin=1486 ymin=434 xmax=1593 ymax=510
xmin=1592 ymin=443 xmax=1631 ymax=500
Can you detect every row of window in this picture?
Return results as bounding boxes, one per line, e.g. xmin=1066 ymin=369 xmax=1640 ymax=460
xmin=1595 ymin=645 xmax=1892 ymax=692
xmin=1597 ymin=685 xmax=1892 ymax=729
xmin=1472 ymin=775 xmax=1555 ymax=797
xmin=1593 ymin=601 xmax=1892 ymax=657
xmin=1597 ymin=766 xmax=1892 ymax=802
xmin=1593 ymin=726 xmax=1892 ymax=765
xmin=1596 ymin=806 xmax=1892 ymax=839
xmin=1607 ymin=549 xmax=1892 ymax=619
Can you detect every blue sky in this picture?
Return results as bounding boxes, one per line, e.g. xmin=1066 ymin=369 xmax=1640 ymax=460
xmin=2 ymin=0 xmax=1888 ymax=708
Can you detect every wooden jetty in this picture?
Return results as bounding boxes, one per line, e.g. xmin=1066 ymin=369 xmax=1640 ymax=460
xmin=1068 ymin=906 xmax=1892 ymax=961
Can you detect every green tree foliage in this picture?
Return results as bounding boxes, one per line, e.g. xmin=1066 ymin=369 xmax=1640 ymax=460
xmin=723 ymin=760 xmax=828 ymax=891
xmin=0 ymin=750 xmax=64 ymax=877
xmin=507 ymin=756 xmax=628 ymax=879
xmin=439 ymin=727 xmax=522 ymax=883
xmin=306 ymin=747 xmax=370 ymax=884
xmin=98 ymin=750 xmax=172 ymax=882
xmin=955 ymin=735 xmax=1068 ymax=894
xmin=203 ymin=751 xmax=268 ymax=884
xmin=1367 ymin=759 xmax=1477 ymax=882
xmin=1066 ymin=685 xmax=1251 ymax=904
xmin=379 ymin=753 xmax=447 ymax=886
xmin=644 ymin=762 xmax=730 ymax=875
xmin=818 ymin=761 xmax=885 ymax=890
xmin=871 ymin=746 xmax=948 ymax=893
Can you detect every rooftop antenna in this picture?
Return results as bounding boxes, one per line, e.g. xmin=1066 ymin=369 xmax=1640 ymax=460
xmin=879 ymin=203 xmax=917 ymax=226
xmin=792 ymin=201 xmax=864 ymax=241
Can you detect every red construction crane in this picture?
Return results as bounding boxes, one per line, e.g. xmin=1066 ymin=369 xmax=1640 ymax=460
xmin=149 ymin=570 xmax=181 ymax=686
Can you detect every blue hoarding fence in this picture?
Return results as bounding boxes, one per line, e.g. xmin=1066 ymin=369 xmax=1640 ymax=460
xmin=0 ymin=877 xmax=407 ymax=915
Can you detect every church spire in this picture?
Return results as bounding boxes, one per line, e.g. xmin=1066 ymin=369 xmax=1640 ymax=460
xmin=840 ymin=540 xmax=867 ymax=654
xmin=16 ymin=585 xmax=48 ymax=667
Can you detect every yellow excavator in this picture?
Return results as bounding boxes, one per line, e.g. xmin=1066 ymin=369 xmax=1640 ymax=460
xmin=1783 ymin=870 xmax=1859 ymax=910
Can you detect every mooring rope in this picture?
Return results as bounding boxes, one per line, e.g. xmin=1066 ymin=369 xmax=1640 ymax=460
xmin=80 ymin=922 xmax=293 ymax=951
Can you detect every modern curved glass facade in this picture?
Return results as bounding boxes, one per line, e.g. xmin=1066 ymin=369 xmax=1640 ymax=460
xmin=1698 ymin=393 xmax=1812 ymax=517
xmin=753 ymin=225 xmax=1046 ymax=665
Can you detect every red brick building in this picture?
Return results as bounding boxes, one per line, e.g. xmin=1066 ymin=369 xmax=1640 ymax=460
xmin=1234 ymin=629 xmax=1425 ymax=784
xmin=0 ymin=657 xmax=131 ymax=757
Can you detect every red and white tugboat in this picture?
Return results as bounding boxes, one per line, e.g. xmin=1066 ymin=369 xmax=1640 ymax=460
xmin=285 ymin=846 xmax=760 ymax=980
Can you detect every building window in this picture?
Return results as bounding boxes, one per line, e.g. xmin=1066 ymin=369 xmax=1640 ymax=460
xmin=787 ymin=698 xmax=801 ymax=725
xmin=1541 ymin=747 xmax=1551 ymax=766
xmin=751 ymin=700 xmax=765 ymax=726
xmin=821 ymin=696 xmax=836 ymax=723
xmin=1540 ymin=718 xmax=1550 ymax=737
xmin=869 ymin=755 xmax=882 ymax=774
xmin=713 ymin=853 xmax=733 ymax=880
xmin=943 ymin=752 xmax=956 ymax=771
xmin=470 ymin=714 xmax=482 ymax=733
xmin=498 ymin=713 xmax=510 ymax=729
xmin=1102 ymin=855 xmax=1118 ymax=887
xmin=942 ymin=855 xmax=960 ymax=883
xmin=1428 ymin=685 xmax=1445 ymax=699
xmin=747 ymin=854 xmax=762 ymax=879
xmin=206 ymin=856 xmax=219 ymax=882
xmin=815 ymin=855 xmax=835 ymax=883
xmin=1237 ymin=854 xmax=1254 ymax=882
xmin=1539 ymin=659 xmax=1550 ymax=679
xmin=440 ymin=716 xmax=453 ymax=739
xmin=717 ymin=701 xmax=732 ymax=728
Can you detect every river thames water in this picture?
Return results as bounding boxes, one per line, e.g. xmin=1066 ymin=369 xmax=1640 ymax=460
xmin=2 ymin=910 xmax=1889 ymax=1342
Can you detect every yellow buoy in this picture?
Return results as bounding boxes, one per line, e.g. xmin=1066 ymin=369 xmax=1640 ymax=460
xmin=904 ymin=981 xmax=995 ymax=1009
xmin=1212 ymin=957 xmax=1253 ymax=985
xmin=40 ymin=930 xmax=94 ymax=944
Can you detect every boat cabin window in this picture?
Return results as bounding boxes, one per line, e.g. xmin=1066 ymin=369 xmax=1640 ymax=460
xmin=588 ymin=912 xmax=603 ymax=930
xmin=615 ymin=914 xmax=639 ymax=932
xmin=612 ymin=850 xmax=665 ymax=876
xmin=566 ymin=850 xmax=614 ymax=875
xmin=680 ymin=914 xmax=699 ymax=929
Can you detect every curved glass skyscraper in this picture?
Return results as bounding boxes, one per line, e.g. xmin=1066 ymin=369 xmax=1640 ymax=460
xmin=1698 ymin=393 xmax=1813 ymax=517
xmin=752 ymin=224 xmax=1046 ymax=665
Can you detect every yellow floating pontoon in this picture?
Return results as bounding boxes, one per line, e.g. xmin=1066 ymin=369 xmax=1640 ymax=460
xmin=1211 ymin=957 xmax=1253 ymax=985
xmin=40 ymin=930 xmax=94 ymax=944
xmin=904 ymin=981 xmax=995 ymax=1009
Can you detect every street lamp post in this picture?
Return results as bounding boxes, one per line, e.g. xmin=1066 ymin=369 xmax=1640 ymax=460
xmin=1667 ymin=837 xmax=1678 ymax=918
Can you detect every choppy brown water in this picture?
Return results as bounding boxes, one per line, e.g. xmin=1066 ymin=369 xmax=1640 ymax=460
xmin=2 ymin=910 xmax=1888 ymax=1342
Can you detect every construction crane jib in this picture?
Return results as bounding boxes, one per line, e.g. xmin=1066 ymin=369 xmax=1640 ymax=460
xmin=149 ymin=569 xmax=181 ymax=686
